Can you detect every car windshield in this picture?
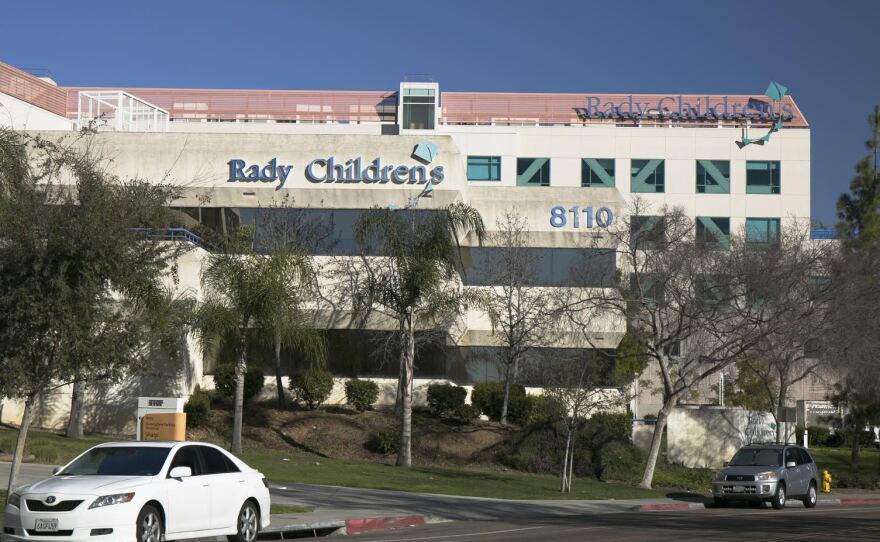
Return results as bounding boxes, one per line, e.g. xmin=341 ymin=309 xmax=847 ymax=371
xmin=729 ymin=448 xmax=782 ymax=467
xmin=59 ymin=447 xmax=171 ymax=476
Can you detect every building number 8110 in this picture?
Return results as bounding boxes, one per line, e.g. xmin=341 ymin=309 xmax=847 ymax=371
xmin=550 ymin=205 xmax=614 ymax=229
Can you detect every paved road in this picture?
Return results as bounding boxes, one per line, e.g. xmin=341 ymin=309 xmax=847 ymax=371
xmin=351 ymin=505 xmax=880 ymax=541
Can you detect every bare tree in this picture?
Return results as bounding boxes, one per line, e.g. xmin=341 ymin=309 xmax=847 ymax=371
xmin=542 ymin=353 xmax=627 ymax=492
xmin=484 ymin=210 xmax=558 ymax=424
xmin=728 ymin=228 xmax=838 ymax=442
xmin=561 ymin=198 xmax=795 ymax=488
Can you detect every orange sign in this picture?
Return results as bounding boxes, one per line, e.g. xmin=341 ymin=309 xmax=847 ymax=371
xmin=141 ymin=412 xmax=187 ymax=441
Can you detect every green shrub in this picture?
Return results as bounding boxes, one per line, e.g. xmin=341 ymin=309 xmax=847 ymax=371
xmin=471 ymin=382 xmax=531 ymax=425
xmin=366 ymin=428 xmax=400 ymax=455
xmin=449 ymin=404 xmax=480 ymax=423
xmin=586 ymin=412 xmax=632 ymax=446
xmin=426 ymin=384 xmax=467 ymax=417
xmin=289 ymin=367 xmax=334 ymax=410
xmin=525 ymin=395 xmax=565 ymax=425
xmin=184 ymin=388 xmax=212 ymax=427
xmin=806 ymin=426 xmax=831 ymax=447
xmin=652 ymin=462 xmax=715 ymax=490
xmin=834 ymin=473 xmax=880 ymax=490
xmin=345 ymin=379 xmax=380 ymax=412
xmin=598 ymin=441 xmax=642 ymax=483
xmin=825 ymin=431 xmax=845 ymax=447
xmin=213 ymin=363 xmax=265 ymax=404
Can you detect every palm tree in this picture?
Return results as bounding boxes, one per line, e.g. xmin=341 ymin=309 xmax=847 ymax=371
xmin=351 ymin=202 xmax=490 ymax=466
xmin=194 ymin=230 xmax=322 ymax=453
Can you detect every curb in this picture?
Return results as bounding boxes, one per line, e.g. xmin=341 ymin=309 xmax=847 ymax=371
xmin=344 ymin=515 xmax=427 ymax=535
xmin=821 ymin=497 xmax=880 ymax=506
xmin=636 ymin=502 xmax=707 ymax=512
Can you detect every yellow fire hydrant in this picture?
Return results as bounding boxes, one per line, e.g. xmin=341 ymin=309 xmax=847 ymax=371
xmin=822 ymin=469 xmax=832 ymax=493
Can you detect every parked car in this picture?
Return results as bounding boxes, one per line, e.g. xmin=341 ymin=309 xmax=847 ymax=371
xmin=3 ymin=441 xmax=270 ymax=542
xmin=711 ymin=443 xmax=819 ymax=510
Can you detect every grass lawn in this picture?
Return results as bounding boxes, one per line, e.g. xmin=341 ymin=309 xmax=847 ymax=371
xmin=809 ymin=446 xmax=880 ymax=476
xmin=0 ymin=428 xmax=112 ymax=465
xmin=239 ymin=451 xmax=668 ymax=501
xmin=270 ymin=504 xmax=315 ymax=515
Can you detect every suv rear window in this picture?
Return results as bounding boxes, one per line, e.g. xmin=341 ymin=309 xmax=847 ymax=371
xmin=729 ymin=448 xmax=782 ymax=467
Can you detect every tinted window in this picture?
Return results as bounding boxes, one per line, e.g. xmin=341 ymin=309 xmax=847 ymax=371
xmin=784 ymin=448 xmax=798 ymax=465
xmin=169 ymin=446 xmax=204 ymax=476
xmin=729 ymin=448 xmax=782 ymax=467
xmin=796 ymin=448 xmax=812 ymax=465
xmin=200 ymin=446 xmax=239 ymax=474
xmin=61 ymin=447 xmax=171 ymax=476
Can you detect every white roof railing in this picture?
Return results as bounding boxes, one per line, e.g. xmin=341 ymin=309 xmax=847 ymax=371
xmin=76 ymin=90 xmax=169 ymax=132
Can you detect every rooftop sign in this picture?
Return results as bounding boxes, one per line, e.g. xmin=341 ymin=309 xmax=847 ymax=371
xmin=574 ymin=95 xmax=794 ymax=121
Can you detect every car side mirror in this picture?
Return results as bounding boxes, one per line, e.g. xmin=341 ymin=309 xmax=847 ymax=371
xmin=723 ymin=461 xmax=729 ymax=467
xmin=52 ymin=467 xmax=61 ymax=475
xmin=169 ymin=466 xmax=192 ymax=479
xmin=786 ymin=461 xmax=797 ymax=468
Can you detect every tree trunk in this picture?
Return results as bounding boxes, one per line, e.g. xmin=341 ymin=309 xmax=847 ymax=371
xmin=560 ymin=429 xmax=571 ymax=492
xmin=231 ymin=337 xmax=247 ymax=454
xmin=501 ymin=361 xmax=512 ymax=426
xmin=776 ymin=386 xmax=787 ymax=443
xmin=851 ymin=422 xmax=861 ymax=472
xmin=6 ymin=396 xmax=34 ymax=498
xmin=396 ymin=314 xmax=415 ymax=467
xmin=274 ymin=333 xmax=285 ymax=409
xmin=639 ymin=403 xmax=671 ymax=489
xmin=66 ymin=379 xmax=85 ymax=439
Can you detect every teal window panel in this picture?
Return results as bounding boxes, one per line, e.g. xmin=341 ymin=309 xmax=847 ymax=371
xmin=467 ymin=156 xmax=501 ymax=181
xmin=630 ymin=273 xmax=664 ymax=305
xmin=630 ymin=215 xmax=665 ymax=250
xmin=696 ymin=160 xmax=730 ymax=194
xmin=696 ymin=274 xmax=727 ymax=306
xmin=581 ymin=158 xmax=615 ymax=187
xmin=746 ymin=161 xmax=781 ymax=194
xmin=517 ymin=158 xmax=550 ymax=186
xmin=631 ymin=159 xmax=665 ymax=193
xmin=746 ymin=217 xmax=781 ymax=245
xmin=696 ymin=217 xmax=731 ymax=250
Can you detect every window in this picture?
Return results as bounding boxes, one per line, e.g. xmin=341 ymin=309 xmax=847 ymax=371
xmin=784 ymin=448 xmax=797 ymax=466
xmin=630 ymin=273 xmax=664 ymax=304
xmin=199 ymin=446 xmax=239 ymax=474
xmin=401 ymin=88 xmax=435 ymax=130
xmin=168 ymin=446 xmax=204 ymax=476
xmin=631 ymin=159 xmax=665 ymax=193
xmin=467 ymin=156 xmax=501 ymax=181
xmin=582 ymin=158 xmax=615 ymax=187
xmin=461 ymin=247 xmax=615 ymax=287
xmin=746 ymin=218 xmax=781 ymax=246
xmin=59 ymin=447 xmax=171 ymax=476
xmin=696 ymin=275 xmax=727 ymax=306
xmin=696 ymin=160 xmax=730 ymax=194
xmin=516 ymin=158 xmax=550 ymax=186
xmin=630 ymin=216 xmax=665 ymax=250
xmin=746 ymin=161 xmax=781 ymax=194
xmin=696 ymin=217 xmax=731 ymax=250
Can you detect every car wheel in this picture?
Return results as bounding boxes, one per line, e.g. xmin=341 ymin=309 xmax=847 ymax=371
xmin=771 ymin=482 xmax=786 ymax=510
xmin=228 ymin=501 xmax=259 ymax=542
xmin=137 ymin=505 xmax=163 ymax=542
xmin=713 ymin=497 xmax=728 ymax=508
xmin=803 ymin=482 xmax=818 ymax=508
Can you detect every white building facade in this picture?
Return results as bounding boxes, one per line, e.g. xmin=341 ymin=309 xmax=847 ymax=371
xmin=0 ymin=60 xmax=820 ymax=431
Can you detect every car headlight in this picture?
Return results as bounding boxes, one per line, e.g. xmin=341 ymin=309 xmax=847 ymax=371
xmin=89 ymin=492 xmax=135 ymax=509
xmin=714 ymin=471 xmax=726 ymax=481
xmin=7 ymin=491 xmax=21 ymax=508
xmin=756 ymin=472 xmax=777 ymax=481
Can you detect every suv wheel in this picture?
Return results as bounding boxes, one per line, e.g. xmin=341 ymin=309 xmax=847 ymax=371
xmin=771 ymin=482 xmax=786 ymax=510
xmin=803 ymin=482 xmax=817 ymax=508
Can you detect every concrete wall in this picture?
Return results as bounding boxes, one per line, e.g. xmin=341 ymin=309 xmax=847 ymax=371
xmin=667 ymin=406 xmax=775 ymax=468
xmin=0 ymin=91 xmax=72 ymax=131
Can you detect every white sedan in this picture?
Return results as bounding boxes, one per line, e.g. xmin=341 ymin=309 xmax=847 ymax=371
xmin=3 ymin=441 xmax=270 ymax=542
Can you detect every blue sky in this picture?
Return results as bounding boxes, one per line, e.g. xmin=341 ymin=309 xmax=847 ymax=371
xmin=2 ymin=0 xmax=877 ymax=224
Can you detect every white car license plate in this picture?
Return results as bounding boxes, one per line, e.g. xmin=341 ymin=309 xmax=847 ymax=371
xmin=35 ymin=518 xmax=59 ymax=532
xmin=732 ymin=486 xmax=745 ymax=493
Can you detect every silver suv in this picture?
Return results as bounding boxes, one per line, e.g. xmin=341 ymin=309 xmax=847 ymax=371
xmin=711 ymin=444 xmax=819 ymax=509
